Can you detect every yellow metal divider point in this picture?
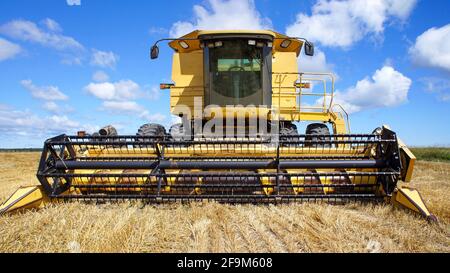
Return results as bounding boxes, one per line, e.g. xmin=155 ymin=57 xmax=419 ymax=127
xmin=391 ymin=186 xmax=438 ymax=222
xmin=0 ymin=185 xmax=49 ymax=216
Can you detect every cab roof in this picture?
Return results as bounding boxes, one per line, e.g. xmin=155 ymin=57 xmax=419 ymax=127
xmin=168 ymin=30 xmax=304 ymax=56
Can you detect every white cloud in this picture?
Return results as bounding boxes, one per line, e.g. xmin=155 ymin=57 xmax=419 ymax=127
xmin=286 ymin=0 xmax=417 ymax=48
xmin=169 ymin=0 xmax=272 ymax=37
xmin=0 ymin=37 xmax=21 ymax=61
xmin=85 ymin=82 xmax=119 ymax=100
xmin=42 ymin=101 xmax=74 ymax=113
xmin=42 ymin=101 xmax=59 ymax=112
xmin=101 ymin=101 xmax=166 ymax=123
xmin=140 ymin=112 xmax=167 ymax=123
xmin=149 ymin=27 xmax=168 ymax=35
xmin=67 ymin=0 xmax=81 ymax=6
xmin=92 ymin=70 xmax=110 ymax=82
xmin=84 ymin=80 xmax=140 ymax=101
xmin=0 ymin=107 xmax=82 ymax=136
xmin=0 ymin=104 xmax=103 ymax=147
xmin=90 ymin=49 xmax=119 ymax=68
xmin=331 ymin=66 xmax=411 ymax=113
xmin=48 ymin=115 xmax=79 ymax=128
xmin=299 ymin=47 xmax=333 ymax=73
xmin=102 ymin=101 xmax=143 ymax=113
xmin=85 ymin=78 xmax=163 ymax=123
xmin=442 ymin=94 xmax=450 ymax=102
xmin=0 ymin=19 xmax=84 ymax=51
xmin=409 ymin=24 xmax=450 ymax=72
xmin=85 ymin=80 xmax=160 ymax=101
xmin=146 ymin=86 xmax=161 ymax=101
xmin=61 ymin=55 xmax=83 ymax=65
xmin=419 ymin=77 xmax=450 ymax=102
xmin=41 ymin=18 xmax=62 ymax=33
xmin=21 ymin=79 xmax=69 ymax=101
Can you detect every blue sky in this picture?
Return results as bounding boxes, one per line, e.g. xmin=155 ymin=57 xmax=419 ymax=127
xmin=0 ymin=0 xmax=449 ymax=148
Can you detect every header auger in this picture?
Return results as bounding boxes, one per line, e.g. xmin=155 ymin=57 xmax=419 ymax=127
xmin=0 ymin=30 xmax=436 ymax=221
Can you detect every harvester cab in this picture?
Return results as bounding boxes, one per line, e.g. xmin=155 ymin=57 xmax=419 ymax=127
xmin=0 ymin=30 xmax=436 ymax=222
xmin=152 ymin=30 xmax=347 ymax=138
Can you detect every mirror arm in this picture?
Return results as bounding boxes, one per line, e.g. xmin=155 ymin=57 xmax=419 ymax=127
xmin=151 ymin=38 xmax=200 ymax=49
xmin=150 ymin=38 xmax=201 ymax=60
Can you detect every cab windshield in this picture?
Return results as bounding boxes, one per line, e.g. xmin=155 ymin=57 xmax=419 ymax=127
xmin=206 ymin=40 xmax=264 ymax=106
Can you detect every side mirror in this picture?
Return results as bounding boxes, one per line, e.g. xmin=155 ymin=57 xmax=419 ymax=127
xmin=150 ymin=45 xmax=159 ymax=59
xmin=304 ymin=41 xmax=314 ymax=56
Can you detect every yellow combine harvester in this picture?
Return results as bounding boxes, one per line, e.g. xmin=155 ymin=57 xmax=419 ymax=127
xmin=0 ymin=30 xmax=436 ymax=221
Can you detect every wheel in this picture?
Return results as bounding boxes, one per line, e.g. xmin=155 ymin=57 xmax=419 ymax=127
xmin=97 ymin=125 xmax=119 ymax=146
xmin=372 ymin=127 xmax=382 ymax=135
xmin=169 ymin=123 xmax=192 ymax=142
xmin=99 ymin=125 xmax=118 ymax=136
xmin=280 ymin=122 xmax=299 ymax=146
xmin=305 ymin=123 xmax=331 ymax=147
xmin=136 ymin=123 xmax=166 ymax=146
xmin=137 ymin=123 xmax=166 ymax=137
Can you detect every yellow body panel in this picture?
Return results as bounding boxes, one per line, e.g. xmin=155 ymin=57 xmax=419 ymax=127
xmin=170 ymin=50 xmax=204 ymax=114
xmin=398 ymin=138 xmax=416 ymax=182
xmin=392 ymin=186 xmax=437 ymax=221
xmin=272 ymin=52 xmax=299 ymax=111
xmin=0 ymin=186 xmax=48 ymax=215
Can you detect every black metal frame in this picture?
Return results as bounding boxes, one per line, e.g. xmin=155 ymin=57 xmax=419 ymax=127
xmin=36 ymin=130 xmax=401 ymax=203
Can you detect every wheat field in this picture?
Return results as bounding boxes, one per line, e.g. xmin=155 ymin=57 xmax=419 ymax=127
xmin=0 ymin=152 xmax=448 ymax=253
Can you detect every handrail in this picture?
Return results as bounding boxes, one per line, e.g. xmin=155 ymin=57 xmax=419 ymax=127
xmin=332 ymin=104 xmax=351 ymax=133
xmin=272 ymin=71 xmax=336 ymax=114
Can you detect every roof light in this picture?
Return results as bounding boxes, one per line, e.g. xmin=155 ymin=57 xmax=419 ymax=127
xmin=256 ymin=42 xmax=264 ymax=48
xmin=214 ymin=41 xmax=223 ymax=47
xmin=248 ymin=40 xmax=256 ymax=46
xmin=179 ymin=41 xmax=189 ymax=49
xmin=207 ymin=43 xmax=215 ymax=48
xmin=280 ymin=39 xmax=292 ymax=48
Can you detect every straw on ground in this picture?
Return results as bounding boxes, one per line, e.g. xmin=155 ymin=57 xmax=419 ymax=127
xmin=0 ymin=152 xmax=449 ymax=253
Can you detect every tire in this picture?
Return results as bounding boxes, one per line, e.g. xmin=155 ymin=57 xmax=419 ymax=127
xmin=305 ymin=123 xmax=331 ymax=147
xmin=97 ymin=125 xmax=119 ymax=146
xmin=372 ymin=127 xmax=382 ymax=135
xmin=136 ymin=123 xmax=166 ymax=147
xmin=169 ymin=123 xmax=192 ymax=142
xmin=99 ymin=125 xmax=118 ymax=136
xmin=137 ymin=123 xmax=166 ymax=137
xmin=280 ymin=122 xmax=299 ymax=146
